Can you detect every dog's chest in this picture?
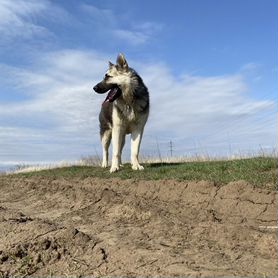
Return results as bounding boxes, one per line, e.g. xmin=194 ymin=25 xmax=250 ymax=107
xmin=114 ymin=101 xmax=137 ymax=123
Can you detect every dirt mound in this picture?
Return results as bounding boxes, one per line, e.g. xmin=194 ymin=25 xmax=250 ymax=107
xmin=0 ymin=176 xmax=277 ymax=277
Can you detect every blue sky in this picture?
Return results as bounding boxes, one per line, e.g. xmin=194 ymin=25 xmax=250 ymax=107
xmin=0 ymin=0 xmax=277 ymax=166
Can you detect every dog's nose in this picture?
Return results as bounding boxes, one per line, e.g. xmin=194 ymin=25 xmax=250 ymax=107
xmin=93 ymin=85 xmax=99 ymax=92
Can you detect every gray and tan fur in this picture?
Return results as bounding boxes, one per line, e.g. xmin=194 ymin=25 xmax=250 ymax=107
xmin=93 ymin=54 xmax=149 ymax=173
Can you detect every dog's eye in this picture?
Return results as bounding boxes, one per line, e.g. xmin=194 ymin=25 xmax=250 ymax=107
xmin=105 ymin=74 xmax=111 ymax=79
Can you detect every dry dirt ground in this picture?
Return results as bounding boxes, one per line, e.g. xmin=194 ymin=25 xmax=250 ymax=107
xmin=0 ymin=176 xmax=277 ymax=277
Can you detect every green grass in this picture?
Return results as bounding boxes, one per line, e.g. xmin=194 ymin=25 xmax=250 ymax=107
xmin=11 ymin=157 xmax=277 ymax=188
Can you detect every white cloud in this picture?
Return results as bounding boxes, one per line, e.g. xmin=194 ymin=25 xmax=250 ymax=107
xmin=0 ymin=50 xmax=276 ymax=164
xmin=0 ymin=50 xmax=107 ymax=126
xmin=0 ymin=1 xmax=162 ymax=46
xmin=0 ymin=0 xmax=70 ymax=42
xmin=80 ymin=3 xmax=162 ymax=46
xmin=136 ymin=22 xmax=163 ymax=34
xmin=139 ymin=63 xmax=275 ymax=156
xmin=113 ymin=29 xmax=149 ymax=45
xmin=112 ymin=22 xmax=163 ymax=45
xmin=80 ymin=3 xmax=115 ymax=25
xmin=0 ymin=0 xmax=46 ymax=40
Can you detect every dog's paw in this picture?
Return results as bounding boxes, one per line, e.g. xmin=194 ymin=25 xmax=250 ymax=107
xmin=102 ymin=162 xmax=108 ymax=168
xmin=110 ymin=166 xmax=120 ymax=173
xmin=132 ymin=164 xmax=144 ymax=171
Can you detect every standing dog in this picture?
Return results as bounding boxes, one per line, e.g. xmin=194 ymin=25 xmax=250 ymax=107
xmin=93 ymin=54 xmax=149 ymax=173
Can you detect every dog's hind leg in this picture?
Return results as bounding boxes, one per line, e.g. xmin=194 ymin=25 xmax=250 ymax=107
xmin=101 ymin=130 xmax=111 ymax=168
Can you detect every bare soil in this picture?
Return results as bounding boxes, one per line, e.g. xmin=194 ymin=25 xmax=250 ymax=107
xmin=0 ymin=176 xmax=277 ymax=277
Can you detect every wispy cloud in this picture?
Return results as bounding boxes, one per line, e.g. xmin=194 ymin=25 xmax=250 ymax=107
xmin=112 ymin=29 xmax=149 ymax=45
xmin=112 ymin=21 xmax=163 ymax=45
xmin=80 ymin=3 xmax=162 ymax=46
xmin=0 ymin=0 xmax=70 ymax=43
xmin=80 ymin=3 xmax=115 ymax=25
xmin=0 ymin=0 xmax=47 ymax=41
xmin=140 ymin=63 xmax=274 ymax=154
xmin=0 ymin=1 xmax=162 ymax=48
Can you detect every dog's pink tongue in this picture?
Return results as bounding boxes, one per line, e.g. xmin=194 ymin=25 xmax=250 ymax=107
xmin=103 ymin=88 xmax=115 ymax=104
xmin=103 ymin=88 xmax=120 ymax=105
xmin=108 ymin=88 xmax=119 ymax=101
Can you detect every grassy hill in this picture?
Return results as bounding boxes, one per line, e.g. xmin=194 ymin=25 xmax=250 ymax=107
xmin=11 ymin=157 xmax=277 ymax=189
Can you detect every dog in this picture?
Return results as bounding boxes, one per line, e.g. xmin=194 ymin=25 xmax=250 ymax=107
xmin=93 ymin=53 xmax=149 ymax=173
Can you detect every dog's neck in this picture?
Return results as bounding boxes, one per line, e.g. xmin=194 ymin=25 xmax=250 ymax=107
xmin=120 ymin=78 xmax=137 ymax=105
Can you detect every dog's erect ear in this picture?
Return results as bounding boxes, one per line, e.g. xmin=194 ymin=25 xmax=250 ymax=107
xmin=116 ymin=53 xmax=128 ymax=70
xmin=108 ymin=61 xmax=114 ymax=68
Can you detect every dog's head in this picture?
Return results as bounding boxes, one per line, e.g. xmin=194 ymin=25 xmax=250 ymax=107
xmin=93 ymin=53 xmax=130 ymax=103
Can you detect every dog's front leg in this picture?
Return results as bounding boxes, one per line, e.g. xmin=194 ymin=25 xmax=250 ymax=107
xmin=131 ymin=127 xmax=144 ymax=171
xmin=110 ymin=124 xmax=124 ymax=173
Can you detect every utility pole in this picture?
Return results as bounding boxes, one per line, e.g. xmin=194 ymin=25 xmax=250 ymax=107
xmin=169 ymin=140 xmax=173 ymax=157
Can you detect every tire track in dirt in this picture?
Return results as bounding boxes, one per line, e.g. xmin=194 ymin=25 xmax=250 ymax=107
xmin=0 ymin=176 xmax=277 ymax=277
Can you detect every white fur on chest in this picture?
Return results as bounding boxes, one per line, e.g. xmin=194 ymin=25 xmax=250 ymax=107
xmin=114 ymin=101 xmax=137 ymax=123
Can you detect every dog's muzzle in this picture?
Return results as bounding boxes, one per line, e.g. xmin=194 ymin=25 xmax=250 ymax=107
xmin=93 ymin=84 xmax=99 ymax=92
xmin=93 ymin=82 xmax=122 ymax=104
xmin=93 ymin=82 xmax=110 ymax=94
